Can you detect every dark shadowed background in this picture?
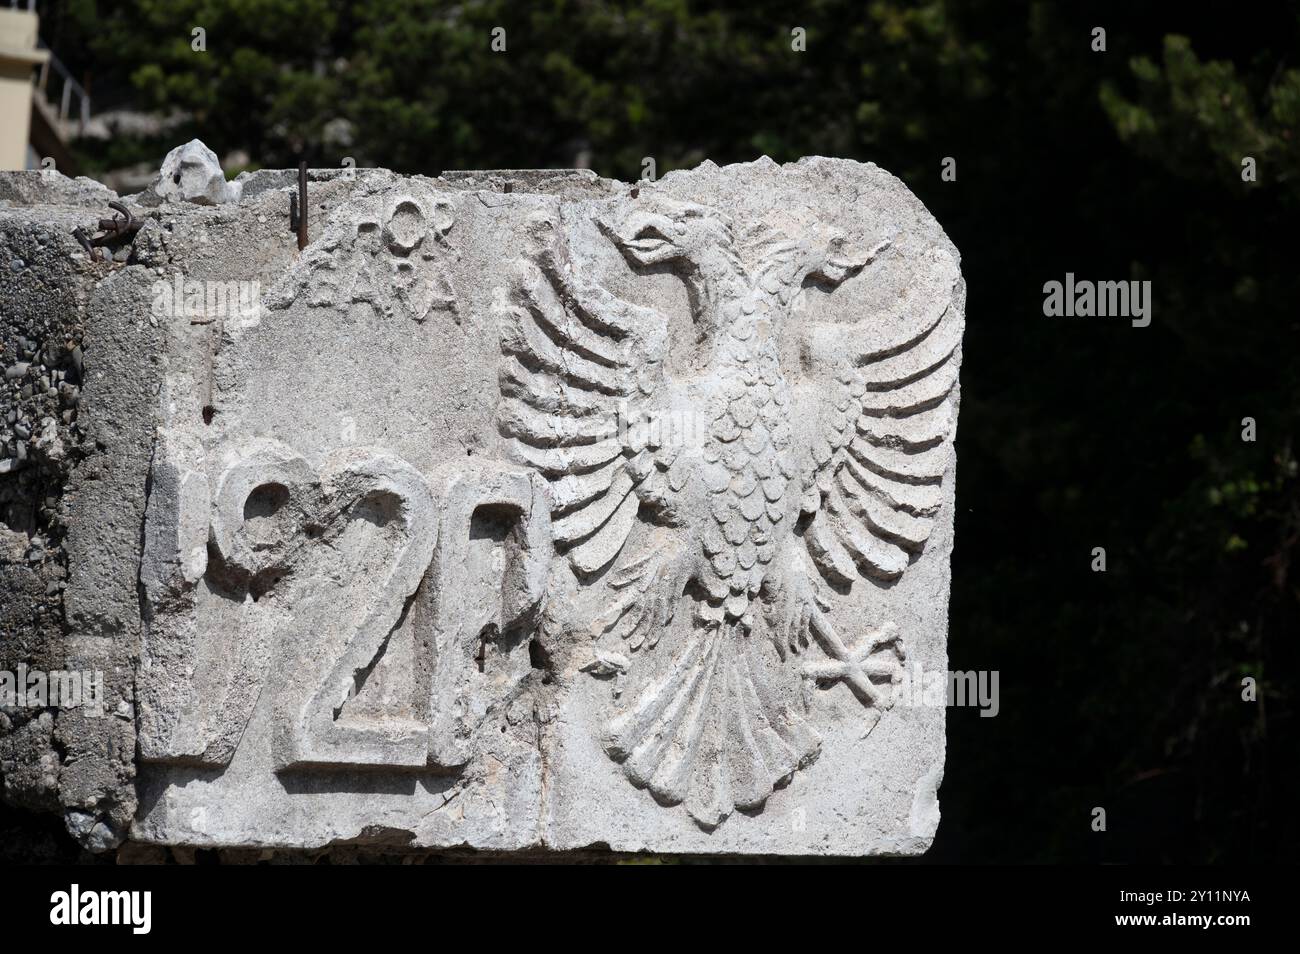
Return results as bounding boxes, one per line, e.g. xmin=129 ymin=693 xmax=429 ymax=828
xmin=5 ymin=0 xmax=1297 ymax=863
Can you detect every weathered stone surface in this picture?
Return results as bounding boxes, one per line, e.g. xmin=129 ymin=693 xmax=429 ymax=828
xmin=0 ymin=169 xmax=117 ymax=209
xmin=138 ymin=139 xmax=242 ymax=207
xmin=0 ymin=148 xmax=962 ymax=856
xmin=0 ymin=193 xmax=152 ymax=852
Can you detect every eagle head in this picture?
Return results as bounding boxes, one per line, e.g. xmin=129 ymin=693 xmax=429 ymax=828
xmin=598 ymin=196 xmax=735 ymax=269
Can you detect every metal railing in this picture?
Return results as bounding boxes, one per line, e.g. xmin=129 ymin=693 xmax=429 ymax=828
xmin=34 ymin=41 xmax=90 ymax=134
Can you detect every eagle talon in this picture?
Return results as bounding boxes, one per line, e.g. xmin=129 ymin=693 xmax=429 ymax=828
xmin=801 ymin=612 xmax=907 ymax=713
xmin=599 ymin=542 xmax=693 ymax=651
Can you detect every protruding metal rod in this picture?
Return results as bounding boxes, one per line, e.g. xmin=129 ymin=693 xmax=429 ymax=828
xmin=201 ymin=336 xmax=215 ymax=424
xmin=71 ymin=226 xmax=97 ymax=261
xmin=297 ymin=161 xmax=308 ymax=251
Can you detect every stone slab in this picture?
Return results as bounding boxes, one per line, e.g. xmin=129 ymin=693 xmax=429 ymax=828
xmin=1 ymin=151 xmax=962 ymax=855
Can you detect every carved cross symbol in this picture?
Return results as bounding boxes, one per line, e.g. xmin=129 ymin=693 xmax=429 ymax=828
xmin=802 ymin=621 xmax=906 ymax=709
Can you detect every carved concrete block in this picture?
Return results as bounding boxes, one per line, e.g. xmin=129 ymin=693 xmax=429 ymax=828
xmin=5 ymin=152 xmax=962 ymax=855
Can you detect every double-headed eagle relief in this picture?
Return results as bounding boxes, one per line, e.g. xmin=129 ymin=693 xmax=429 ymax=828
xmin=498 ymin=186 xmax=962 ymax=827
xmin=132 ymin=157 xmax=962 ymax=853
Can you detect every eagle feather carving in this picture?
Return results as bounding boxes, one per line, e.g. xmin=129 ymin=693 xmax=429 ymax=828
xmin=496 ymin=190 xmax=962 ymax=828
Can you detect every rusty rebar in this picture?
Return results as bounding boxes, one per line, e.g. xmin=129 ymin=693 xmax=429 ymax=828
xmin=71 ymin=226 xmax=98 ymax=261
xmin=73 ymin=200 xmax=142 ymax=262
xmin=297 ymin=161 xmax=308 ymax=251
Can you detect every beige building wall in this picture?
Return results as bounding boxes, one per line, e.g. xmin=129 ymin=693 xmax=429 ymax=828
xmin=0 ymin=7 xmax=48 ymax=170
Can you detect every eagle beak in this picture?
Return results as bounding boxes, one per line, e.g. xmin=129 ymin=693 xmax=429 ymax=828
xmin=811 ymin=237 xmax=892 ymax=286
xmin=603 ymin=211 xmax=680 ymax=265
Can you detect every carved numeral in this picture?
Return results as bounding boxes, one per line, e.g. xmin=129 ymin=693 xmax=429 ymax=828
xmin=273 ymin=449 xmax=438 ymax=770
xmin=139 ymin=437 xmax=553 ymax=772
xmin=424 ymin=462 xmax=551 ymax=767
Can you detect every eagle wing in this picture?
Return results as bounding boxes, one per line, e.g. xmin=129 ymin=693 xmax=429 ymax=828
xmin=496 ymin=215 xmax=673 ymax=576
xmin=795 ymin=246 xmax=964 ymax=587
